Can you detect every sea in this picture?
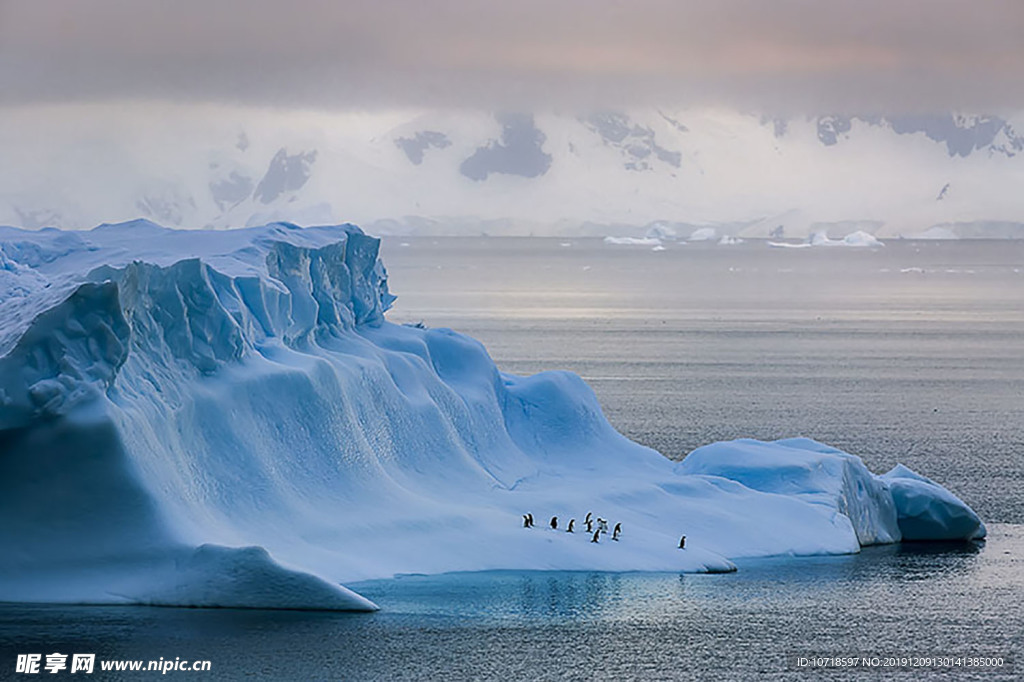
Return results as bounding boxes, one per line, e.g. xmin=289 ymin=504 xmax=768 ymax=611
xmin=2 ymin=237 xmax=1022 ymax=680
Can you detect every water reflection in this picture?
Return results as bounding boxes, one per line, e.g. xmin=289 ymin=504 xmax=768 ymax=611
xmin=896 ymin=539 xmax=984 ymax=556
xmin=1 ymin=529 xmax=1017 ymax=681
xmin=351 ymin=534 xmax=993 ymax=625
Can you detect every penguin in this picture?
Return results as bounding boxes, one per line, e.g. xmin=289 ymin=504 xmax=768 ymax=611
xmin=567 ymin=519 xmax=575 ymax=533
xmin=550 ymin=516 xmax=558 ymax=530
xmin=678 ymin=535 xmax=686 ymax=549
xmin=591 ymin=530 xmax=600 ymax=543
xmin=523 ymin=514 xmax=530 ymax=528
xmin=612 ymin=522 xmax=621 ymax=541
xmin=526 ymin=513 xmax=534 ymax=528
xmin=585 ymin=512 xmax=593 ymax=526
xmin=597 ymin=518 xmax=608 ymax=534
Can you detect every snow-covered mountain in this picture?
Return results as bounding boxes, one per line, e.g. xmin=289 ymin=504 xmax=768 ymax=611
xmin=2 ymin=105 xmax=1023 ymax=238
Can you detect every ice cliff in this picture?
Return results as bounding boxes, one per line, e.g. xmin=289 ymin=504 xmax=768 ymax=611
xmin=0 ymin=221 xmax=985 ymax=611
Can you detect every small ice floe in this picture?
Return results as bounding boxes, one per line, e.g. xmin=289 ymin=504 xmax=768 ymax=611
xmin=604 ymin=236 xmax=662 ymax=246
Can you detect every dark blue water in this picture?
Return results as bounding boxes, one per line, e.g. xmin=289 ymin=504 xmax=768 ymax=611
xmin=3 ymin=237 xmax=1022 ymax=680
xmin=2 ymin=526 xmax=1019 ymax=680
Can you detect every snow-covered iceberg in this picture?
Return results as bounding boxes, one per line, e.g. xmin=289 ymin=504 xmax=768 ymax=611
xmin=809 ymin=230 xmax=885 ymax=247
xmin=0 ymin=221 xmax=982 ymax=611
xmin=603 ymin=235 xmax=662 ymax=246
xmin=767 ymin=230 xmax=884 ymax=249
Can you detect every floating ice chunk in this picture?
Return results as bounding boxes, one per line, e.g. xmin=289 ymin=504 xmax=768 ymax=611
xmin=809 ymin=230 xmax=884 ymax=248
xmin=841 ymin=231 xmax=884 ymax=247
xmin=767 ymin=241 xmax=813 ymax=249
xmin=604 ymin=236 xmax=662 ymax=246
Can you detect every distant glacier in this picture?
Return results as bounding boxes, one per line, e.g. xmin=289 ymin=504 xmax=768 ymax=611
xmin=3 ymin=106 xmax=1024 ymax=238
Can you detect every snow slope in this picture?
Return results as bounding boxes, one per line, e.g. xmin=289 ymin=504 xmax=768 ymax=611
xmin=0 ymin=222 xmax=984 ymax=610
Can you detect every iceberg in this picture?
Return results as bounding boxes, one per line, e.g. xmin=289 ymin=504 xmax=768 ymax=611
xmin=603 ymin=236 xmax=662 ymax=246
xmin=767 ymin=240 xmax=814 ymax=249
xmin=0 ymin=221 xmax=983 ymax=611
xmin=768 ymin=231 xmax=883 ymax=249
xmin=809 ymin=230 xmax=885 ymax=247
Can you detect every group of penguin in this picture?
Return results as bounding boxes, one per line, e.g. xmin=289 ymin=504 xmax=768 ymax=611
xmin=522 ymin=511 xmax=618 ymax=543
xmin=522 ymin=512 xmax=686 ymax=549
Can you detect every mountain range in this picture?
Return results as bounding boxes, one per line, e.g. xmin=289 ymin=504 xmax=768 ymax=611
xmin=2 ymin=107 xmax=1022 ymax=238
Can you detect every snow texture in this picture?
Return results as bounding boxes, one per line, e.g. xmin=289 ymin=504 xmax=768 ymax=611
xmin=0 ymin=222 xmax=983 ymax=611
xmin=767 ymin=241 xmax=814 ymax=249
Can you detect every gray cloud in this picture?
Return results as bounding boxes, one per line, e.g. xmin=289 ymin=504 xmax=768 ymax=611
xmin=1 ymin=0 xmax=1023 ymax=113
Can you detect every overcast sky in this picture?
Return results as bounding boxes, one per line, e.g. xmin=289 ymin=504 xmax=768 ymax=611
xmin=2 ymin=0 xmax=1023 ymax=114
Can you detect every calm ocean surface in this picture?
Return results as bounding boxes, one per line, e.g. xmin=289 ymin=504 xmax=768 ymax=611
xmin=2 ymin=238 xmax=1022 ymax=680
xmin=2 ymin=527 xmax=1021 ymax=680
